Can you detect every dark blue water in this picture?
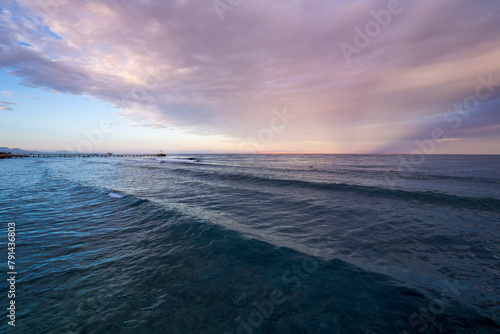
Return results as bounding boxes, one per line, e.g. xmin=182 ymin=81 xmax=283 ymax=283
xmin=1 ymin=154 xmax=499 ymax=333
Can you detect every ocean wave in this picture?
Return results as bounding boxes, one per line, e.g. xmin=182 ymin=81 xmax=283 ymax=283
xmin=130 ymin=157 xmax=200 ymax=164
xmin=169 ymin=167 xmax=500 ymax=212
xmin=2 ymin=176 xmax=498 ymax=333
xmin=4 ymin=155 xmax=499 ymax=332
xmin=108 ymin=191 xmax=126 ymax=199
xmin=155 ymin=157 xmax=199 ymax=163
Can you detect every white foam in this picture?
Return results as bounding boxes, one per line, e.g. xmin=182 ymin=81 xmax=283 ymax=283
xmin=134 ymin=158 xmax=164 ymax=163
xmin=155 ymin=158 xmax=198 ymax=163
xmin=108 ymin=191 xmax=126 ymax=199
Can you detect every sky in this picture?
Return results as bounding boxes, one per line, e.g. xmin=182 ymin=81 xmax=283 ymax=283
xmin=0 ymin=0 xmax=499 ymax=154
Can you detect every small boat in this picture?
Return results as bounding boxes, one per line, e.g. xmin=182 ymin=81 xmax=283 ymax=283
xmin=156 ymin=150 xmax=166 ymax=157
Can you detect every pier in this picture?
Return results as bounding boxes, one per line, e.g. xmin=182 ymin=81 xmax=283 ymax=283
xmin=0 ymin=152 xmax=160 ymax=159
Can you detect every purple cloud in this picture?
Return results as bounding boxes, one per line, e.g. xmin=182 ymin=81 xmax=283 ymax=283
xmin=1 ymin=0 xmax=500 ymax=152
xmin=0 ymin=100 xmax=15 ymax=111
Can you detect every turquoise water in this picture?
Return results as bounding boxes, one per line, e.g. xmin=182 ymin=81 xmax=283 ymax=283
xmin=1 ymin=154 xmax=499 ymax=333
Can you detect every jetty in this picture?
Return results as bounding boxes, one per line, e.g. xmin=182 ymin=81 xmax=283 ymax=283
xmin=0 ymin=152 xmax=160 ymax=159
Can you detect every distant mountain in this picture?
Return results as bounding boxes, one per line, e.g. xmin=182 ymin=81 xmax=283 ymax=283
xmin=0 ymin=147 xmax=219 ymax=155
xmin=0 ymin=147 xmax=37 ymax=154
xmin=0 ymin=147 xmax=78 ymax=154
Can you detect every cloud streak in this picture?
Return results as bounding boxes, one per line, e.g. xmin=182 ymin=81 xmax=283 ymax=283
xmin=1 ymin=0 xmax=499 ymax=152
xmin=0 ymin=100 xmax=15 ymax=111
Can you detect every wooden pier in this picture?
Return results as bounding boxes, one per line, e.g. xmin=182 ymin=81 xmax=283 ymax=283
xmin=0 ymin=152 xmax=160 ymax=159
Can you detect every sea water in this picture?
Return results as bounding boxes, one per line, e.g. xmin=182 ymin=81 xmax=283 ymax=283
xmin=0 ymin=154 xmax=499 ymax=333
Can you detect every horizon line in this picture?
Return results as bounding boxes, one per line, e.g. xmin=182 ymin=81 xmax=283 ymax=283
xmin=2 ymin=148 xmax=500 ymax=156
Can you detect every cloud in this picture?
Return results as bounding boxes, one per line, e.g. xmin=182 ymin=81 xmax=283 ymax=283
xmin=0 ymin=100 xmax=15 ymax=111
xmin=1 ymin=91 xmax=15 ymax=98
xmin=1 ymin=0 xmax=500 ymax=152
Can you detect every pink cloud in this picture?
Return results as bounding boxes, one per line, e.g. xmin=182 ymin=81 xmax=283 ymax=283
xmin=1 ymin=0 xmax=499 ymax=152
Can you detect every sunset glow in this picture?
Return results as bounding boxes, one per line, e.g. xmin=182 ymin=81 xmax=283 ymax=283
xmin=1 ymin=0 xmax=499 ymax=153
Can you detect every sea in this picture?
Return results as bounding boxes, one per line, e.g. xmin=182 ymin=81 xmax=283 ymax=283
xmin=0 ymin=154 xmax=499 ymax=333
